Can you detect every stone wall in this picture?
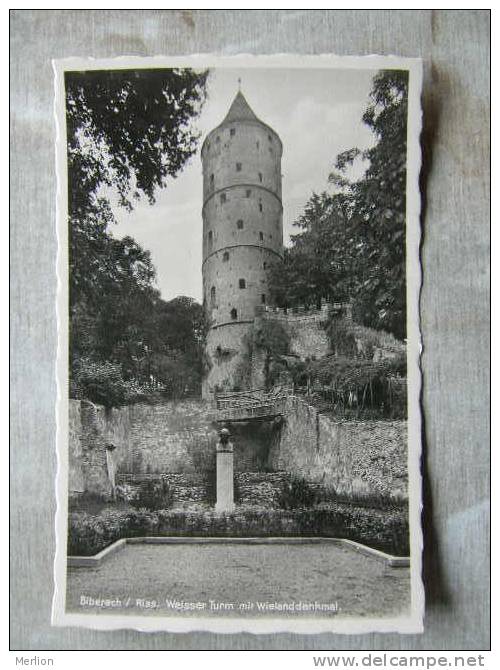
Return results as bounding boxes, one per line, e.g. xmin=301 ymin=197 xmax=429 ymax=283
xmin=115 ymin=471 xmax=290 ymax=509
xmin=68 ymin=400 xmax=85 ymax=493
xmin=257 ymin=305 xmax=331 ymax=362
xmin=120 ymin=403 xmax=274 ymax=474
xmin=269 ymin=396 xmax=408 ymax=502
xmin=68 ymin=400 xmax=129 ymax=496
xmin=285 ymin=317 xmax=330 ymax=360
xmin=235 ymin=471 xmax=288 ymax=507
xmin=69 ymin=395 xmax=407 ymax=504
xmin=68 ymin=398 xmax=276 ymax=495
xmin=116 ymin=473 xmax=215 ymax=506
xmin=120 ymin=400 xmax=218 ymax=475
xmin=68 ymin=399 xmax=218 ymax=494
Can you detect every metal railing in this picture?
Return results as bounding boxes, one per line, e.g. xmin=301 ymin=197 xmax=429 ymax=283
xmin=215 ymin=385 xmax=291 ymax=422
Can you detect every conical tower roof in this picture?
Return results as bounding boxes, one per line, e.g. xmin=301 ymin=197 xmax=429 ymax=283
xmin=221 ymin=90 xmax=261 ymax=125
xmin=202 ymin=88 xmax=281 ymax=156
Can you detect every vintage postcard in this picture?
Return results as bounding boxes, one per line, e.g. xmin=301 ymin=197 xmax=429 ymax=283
xmin=52 ymin=54 xmax=423 ymax=634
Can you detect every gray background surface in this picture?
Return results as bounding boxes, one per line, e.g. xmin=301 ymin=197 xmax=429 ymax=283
xmin=10 ymin=9 xmax=490 ymax=650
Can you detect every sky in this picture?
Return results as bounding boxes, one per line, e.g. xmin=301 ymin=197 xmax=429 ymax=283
xmin=113 ymin=67 xmax=377 ymax=303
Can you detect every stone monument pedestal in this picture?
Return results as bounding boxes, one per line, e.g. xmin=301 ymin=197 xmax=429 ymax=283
xmin=215 ymin=428 xmax=234 ymax=513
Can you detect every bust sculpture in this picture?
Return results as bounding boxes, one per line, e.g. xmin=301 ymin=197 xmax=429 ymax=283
xmin=216 ymin=427 xmax=234 ymax=453
xmin=215 ymin=427 xmax=235 ymax=512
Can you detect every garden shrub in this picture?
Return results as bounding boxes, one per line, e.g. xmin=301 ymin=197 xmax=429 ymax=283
xmin=277 ymin=476 xmax=317 ymax=509
xmin=70 ymin=357 xmax=136 ymax=408
xmin=68 ymin=491 xmax=110 ymax=514
xmin=68 ymin=503 xmax=409 ymax=557
xmin=131 ymin=478 xmax=173 ymax=511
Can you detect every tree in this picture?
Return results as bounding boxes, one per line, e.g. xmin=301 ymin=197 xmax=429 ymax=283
xmin=66 ymin=67 xmax=208 ymax=305
xmin=333 ymin=69 xmax=408 ymax=339
xmin=267 ymin=69 xmax=408 ymax=341
xmin=250 ymin=320 xmax=290 ymax=389
xmin=145 ymin=296 xmax=208 ymax=396
xmin=66 ymin=68 xmax=209 ymax=404
xmin=158 ymin=296 xmax=207 ymax=355
xmin=268 ymin=191 xmax=354 ymax=308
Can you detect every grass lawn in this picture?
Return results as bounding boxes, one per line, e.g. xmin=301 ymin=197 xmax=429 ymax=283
xmin=66 ymin=542 xmax=410 ymax=619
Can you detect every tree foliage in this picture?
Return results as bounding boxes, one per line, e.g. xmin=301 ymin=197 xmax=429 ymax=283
xmin=66 ymin=67 xmax=208 ymax=305
xmin=251 ymin=320 xmax=290 ymax=389
xmin=72 ymin=291 xmax=208 ymax=403
xmin=66 ymin=68 xmax=209 ymax=404
xmin=270 ymin=70 xmax=408 ymax=340
xmin=251 ymin=320 xmax=290 ymax=357
xmin=285 ymin=354 xmax=407 ymax=419
xmin=71 ymin=358 xmax=135 ymax=408
xmin=268 ymin=192 xmax=354 ymax=308
xmin=335 ymin=69 xmax=408 ymax=338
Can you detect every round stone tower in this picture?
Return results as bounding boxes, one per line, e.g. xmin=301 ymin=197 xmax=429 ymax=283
xmin=201 ymin=90 xmax=283 ymax=398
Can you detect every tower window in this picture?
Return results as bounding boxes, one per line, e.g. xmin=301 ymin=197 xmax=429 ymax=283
xmin=256 ymin=141 xmax=260 ymax=149
xmin=268 ymin=134 xmax=273 ymax=142
xmin=259 ymin=232 xmax=264 ymax=241
xmin=210 ymin=173 xmax=214 ymax=188
xmin=208 ymin=230 xmax=213 ymax=249
xmin=263 ymin=262 xmax=267 ymax=270
xmin=237 ymin=219 xmax=244 ymax=230
xmin=230 ymin=128 xmax=235 ymax=136
xmin=216 ymin=135 xmax=220 ymax=143
xmin=259 ymin=203 xmax=263 ymax=212
xmin=258 ymin=172 xmax=263 ymax=183
xmin=261 ymin=294 xmax=266 ymax=304
xmin=230 ymin=308 xmax=238 ymax=320
xmin=222 ymin=251 xmax=229 ymax=262
xmin=246 ymin=189 xmax=252 ymax=197
xmin=236 ymin=162 xmax=242 ymax=172
xmin=239 ymin=278 xmax=246 ymax=289
xmin=220 ymin=193 xmax=226 ymax=204
xmin=210 ymin=286 xmax=216 ymax=307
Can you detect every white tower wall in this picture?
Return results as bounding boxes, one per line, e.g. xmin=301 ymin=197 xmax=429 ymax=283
xmin=201 ymin=92 xmax=283 ymax=398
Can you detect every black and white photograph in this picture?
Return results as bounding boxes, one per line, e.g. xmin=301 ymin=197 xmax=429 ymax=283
xmin=52 ymin=54 xmax=423 ymax=634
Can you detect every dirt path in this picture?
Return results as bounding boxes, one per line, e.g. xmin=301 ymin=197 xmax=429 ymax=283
xmin=67 ymin=543 xmax=411 ymax=619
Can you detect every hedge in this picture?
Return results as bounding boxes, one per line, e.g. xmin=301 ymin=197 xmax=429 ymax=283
xmin=68 ymin=503 xmax=409 ymax=558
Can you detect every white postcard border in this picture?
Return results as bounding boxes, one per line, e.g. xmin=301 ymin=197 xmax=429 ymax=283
xmin=52 ymin=52 xmax=424 ymax=635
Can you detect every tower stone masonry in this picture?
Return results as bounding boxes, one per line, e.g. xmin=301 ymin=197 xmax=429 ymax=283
xmin=201 ymin=91 xmax=283 ymax=398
